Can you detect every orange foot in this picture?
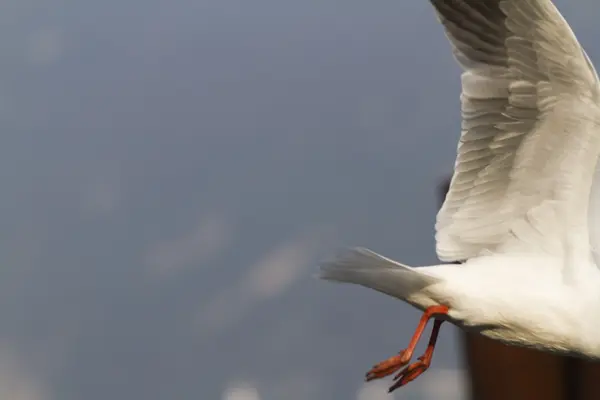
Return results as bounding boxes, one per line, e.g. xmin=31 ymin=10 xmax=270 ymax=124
xmin=364 ymin=315 xmax=445 ymax=391
xmin=365 ymin=349 xmax=411 ymax=382
xmin=388 ymin=355 xmax=431 ymax=392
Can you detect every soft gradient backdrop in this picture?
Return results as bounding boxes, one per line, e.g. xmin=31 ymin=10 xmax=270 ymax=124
xmin=0 ymin=0 xmax=598 ymax=399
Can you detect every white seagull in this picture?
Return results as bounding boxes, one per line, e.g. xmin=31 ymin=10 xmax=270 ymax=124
xmin=320 ymin=0 xmax=600 ymax=393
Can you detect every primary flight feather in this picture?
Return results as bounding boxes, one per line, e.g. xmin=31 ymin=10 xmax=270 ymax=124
xmin=320 ymin=0 xmax=600 ymax=392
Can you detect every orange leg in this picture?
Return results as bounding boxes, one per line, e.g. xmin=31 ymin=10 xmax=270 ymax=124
xmin=365 ymin=305 xmax=448 ymax=390
xmin=388 ymin=318 xmax=444 ymax=392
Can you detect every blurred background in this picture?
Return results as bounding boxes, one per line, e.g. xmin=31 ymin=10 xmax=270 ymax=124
xmin=1 ymin=0 xmax=599 ymax=399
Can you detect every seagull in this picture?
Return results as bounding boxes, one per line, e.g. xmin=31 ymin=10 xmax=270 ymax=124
xmin=320 ymin=0 xmax=600 ymax=393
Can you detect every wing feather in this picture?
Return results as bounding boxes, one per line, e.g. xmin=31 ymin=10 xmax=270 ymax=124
xmin=432 ymin=0 xmax=600 ymax=262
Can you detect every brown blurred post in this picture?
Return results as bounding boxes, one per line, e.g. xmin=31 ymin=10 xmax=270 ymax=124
xmin=437 ymin=178 xmax=600 ymax=400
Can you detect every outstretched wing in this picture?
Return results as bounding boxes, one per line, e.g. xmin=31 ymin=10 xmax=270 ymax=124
xmin=432 ymin=0 xmax=600 ymax=262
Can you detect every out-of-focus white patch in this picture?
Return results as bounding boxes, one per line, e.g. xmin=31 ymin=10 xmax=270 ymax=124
xmin=27 ymin=28 xmax=63 ymax=66
xmin=266 ymin=373 xmax=322 ymax=400
xmin=196 ymin=227 xmax=333 ymax=336
xmin=357 ymin=381 xmax=395 ymax=400
xmin=245 ymin=239 xmax=315 ymax=298
xmin=417 ymin=368 xmax=468 ymax=400
xmin=146 ymin=214 xmax=232 ymax=276
xmin=222 ymin=381 xmax=261 ymax=400
xmin=0 ymin=345 xmax=46 ymax=400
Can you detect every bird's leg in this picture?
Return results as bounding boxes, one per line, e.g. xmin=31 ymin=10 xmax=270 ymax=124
xmin=388 ymin=318 xmax=444 ymax=392
xmin=365 ymin=305 xmax=448 ymax=383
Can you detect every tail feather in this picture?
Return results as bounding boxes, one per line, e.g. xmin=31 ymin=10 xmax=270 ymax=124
xmin=319 ymin=247 xmax=439 ymax=301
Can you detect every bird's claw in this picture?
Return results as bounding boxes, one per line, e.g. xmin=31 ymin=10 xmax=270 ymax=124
xmin=388 ymin=359 xmax=430 ymax=392
xmin=364 ymin=349 xmax=411 ymax=382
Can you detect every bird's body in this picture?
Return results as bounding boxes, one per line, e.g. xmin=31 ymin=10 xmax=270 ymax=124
xmin=320 ymin=0 xmax=600 ymax=391
xmin=422 ymin=256 xmax=600 ymax=356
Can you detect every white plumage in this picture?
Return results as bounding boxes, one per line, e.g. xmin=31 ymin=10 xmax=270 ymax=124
xmin=320 ymin=0 xmax=600 ymax=391
xmin=434 ymin=0 xmax=600 ymax=265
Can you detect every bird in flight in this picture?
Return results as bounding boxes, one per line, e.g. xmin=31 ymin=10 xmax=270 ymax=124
xmin=320 ymin=0 xmax=600 ymax=393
